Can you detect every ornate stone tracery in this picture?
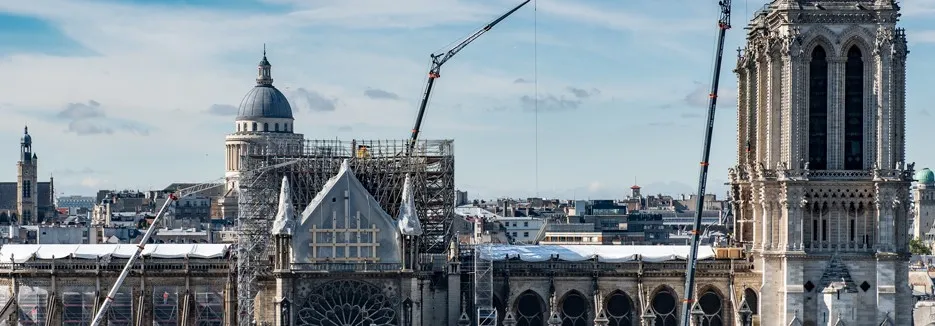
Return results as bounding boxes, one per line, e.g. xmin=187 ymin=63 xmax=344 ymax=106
xmin=297 ymin=280 xmax=399 ymax=326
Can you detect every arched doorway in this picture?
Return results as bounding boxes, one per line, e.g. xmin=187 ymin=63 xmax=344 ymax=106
xmin=559 ymin=291 xmax=588 ymax=326
xmin=651 ymin=288 xmax=678 ymax=326
xmin=604 ymin=290 xmax=633 ymax=326
xmin=514 ymin=290 xmax=546 ymax=326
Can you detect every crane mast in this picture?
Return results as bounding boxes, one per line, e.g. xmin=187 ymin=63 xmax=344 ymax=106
xmin=679 ymin=1 xmax=731 ymax=325
xmin=405 ymin=0 xmax=531 ymax=156
xmin=89 ymin=159 xmax=301 ymax=326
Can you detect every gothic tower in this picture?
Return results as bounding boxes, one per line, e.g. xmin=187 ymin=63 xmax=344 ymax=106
xmin=728 ymin=1 xmax=910 ymax=325
xmin=17 ymin=126 xmax=38 ymax=224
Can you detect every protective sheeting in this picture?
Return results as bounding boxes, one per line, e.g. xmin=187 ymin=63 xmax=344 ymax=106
xmin=477 ymin=244 xmax=715 ymax=263
xmin=271 ymin=176 xmax=296 ymax=236
xmin=397 ymin=174 xmax=423 ymax=236
xmin=0 ymin=244 xmax=231 ymax=263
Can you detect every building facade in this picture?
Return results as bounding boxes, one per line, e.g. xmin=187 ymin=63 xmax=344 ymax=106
xmin=913 ymin=168 xmax=935 ymax=240
xmin=729 ymin=0 xmax=910 ymax=325
xmin=0 ymin=127 xmax=54 ymax=224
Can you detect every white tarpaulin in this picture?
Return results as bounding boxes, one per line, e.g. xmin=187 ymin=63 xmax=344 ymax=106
xmin=477 ymin=245 xmax=715 ymax=263
xmin=397 ymin=174 xmax=423 ymax=236
xmin=0 ymin=244 xmax=231 ymax=263
xmin=271 ymin=176 xmax=296 ymax=236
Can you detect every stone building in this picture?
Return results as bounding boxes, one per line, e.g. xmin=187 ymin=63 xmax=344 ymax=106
xmin=913 ymin=168 xmax=935 ymax=240
xmin=728 ymin=0 xmax=911 ymax=325
xmin=0 ymin=127 xmax=55 ymax=224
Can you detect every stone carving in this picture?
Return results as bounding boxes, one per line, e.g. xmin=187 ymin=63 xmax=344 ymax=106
xmin=782 ymin=27 xmax=804 ymax=57
xmin=874 ymin=26 xmax=894 ymax=56
xmin=297 ymin=280 xmax=397 ymax=326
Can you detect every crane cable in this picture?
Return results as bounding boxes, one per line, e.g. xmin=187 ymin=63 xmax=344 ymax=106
xmin=534 ymin=0 xmax=539 ymax=197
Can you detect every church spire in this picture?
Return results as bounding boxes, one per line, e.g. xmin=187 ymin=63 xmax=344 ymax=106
xmin=20 ymin=125 xmax=32 ymax=162
xmin=256 ymin=44 xmax=273 ymax=86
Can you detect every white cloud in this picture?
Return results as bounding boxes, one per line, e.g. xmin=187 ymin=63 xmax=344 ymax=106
xmin=0 ymin=0 xmax=751 ymax=196
xmin=902 ymin=0 xmax=935 ymax=17
xmin=80 ymin=177 xmax=107 ymax=188
xmin=915 ymin=30 xmax=935 ymax=44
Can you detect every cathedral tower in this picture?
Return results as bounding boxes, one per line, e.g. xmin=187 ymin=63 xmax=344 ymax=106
xmin=728 ymin=1 xmax=910 ymax=325
xmin=17 ymin=126 xmax=38 ymax=224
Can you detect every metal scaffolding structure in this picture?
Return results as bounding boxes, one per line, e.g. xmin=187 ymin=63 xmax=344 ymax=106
xmin=235 ymin=138 xmax=455 ymax=324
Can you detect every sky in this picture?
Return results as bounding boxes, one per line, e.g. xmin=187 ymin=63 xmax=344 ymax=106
xmin=0 ymin=0 xmax=934 ymax=200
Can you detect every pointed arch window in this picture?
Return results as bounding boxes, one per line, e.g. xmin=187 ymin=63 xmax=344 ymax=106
xmin=560 ymin=291 xmax=588 ymax=326
xmin=844 ymin=46 xmax=865 ymax=170
xmin=808 ymin=46 xmax=829 ymax=170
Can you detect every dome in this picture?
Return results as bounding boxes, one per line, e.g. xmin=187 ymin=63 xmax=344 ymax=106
xmin=20 ymin=126 xmax=30 ymax=145
xmin=917 ymin=168 xmax=935 ymax=185
xmin=236 ymin=85 xmax=294 ymax=120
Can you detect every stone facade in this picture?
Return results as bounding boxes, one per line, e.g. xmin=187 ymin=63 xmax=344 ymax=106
xmin=729 ymin=1 xmax=911 ymax=325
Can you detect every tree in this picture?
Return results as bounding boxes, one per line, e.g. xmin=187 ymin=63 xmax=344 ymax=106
xmin=910 ymin=237 xmax=932 ymax=255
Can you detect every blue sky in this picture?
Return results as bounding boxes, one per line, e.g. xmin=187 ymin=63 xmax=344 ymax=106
xmin=0 ymin=0 xmax=934 ymax=199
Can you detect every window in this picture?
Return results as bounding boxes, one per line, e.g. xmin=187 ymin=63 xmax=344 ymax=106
xmin=523 ymin=232 xmax=529 ymax=237
xmin=263 ymin=123 xmax=269 ymax=131
xmin=844 ymin=46 xmax=865 ymax=170
xmin=850 ymin=219 xmax=856 ymax=242
xmin=822 ymin=219 xmax=828 ymax=241
xmin=275 ymin=123 xmax=280 ymax=132
xmin=252 ymin=122 xmax=257 ymax=131
xmin=808 ymin=46 xmax=829 ymax=170
xmin=23 ymin=180 xmax=31 ymax=198
xmin=237 ymin=124 xmax=241 ymax=132
xmin=310 ymin=219 xmax=382 ymax=263
xmin=523 ymin=221 xmax=529 ymax=227
xmin=813 ymin=220 xmax=818 ymax=241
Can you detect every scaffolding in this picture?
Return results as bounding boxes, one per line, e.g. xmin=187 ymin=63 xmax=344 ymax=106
xmin=236 ymin=138 xmax=455 ymax=324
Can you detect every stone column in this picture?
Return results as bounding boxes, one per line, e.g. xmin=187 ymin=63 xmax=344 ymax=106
xmin=828 ymin=57 xmax=845 ymax=169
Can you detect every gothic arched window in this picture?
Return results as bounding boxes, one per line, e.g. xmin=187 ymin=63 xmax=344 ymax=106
xmin=252 ymin=122 xmax=257 ymax=131
xmin=808 ymin=46 xmax=829 ymax=170
xmin=651 ymin=289 xmax=677 ymax=326
xmin=844 ymin=45 xmax=865 ymax=170
xmin=560 ymin=291 xmax=588 ymax=326
xmin=698 ymin=290 xmax=723 ymax=326
xmin=742 ymin=288 xmax=758 ymax=315
xmin=515 ymin=291 xmax=545 ymax=326
xmin=605 ymin=291 xmax=633 ymax=326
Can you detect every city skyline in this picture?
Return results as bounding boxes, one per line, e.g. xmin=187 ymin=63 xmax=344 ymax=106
xmin=1 ymin=0 xmax=934 ymax=199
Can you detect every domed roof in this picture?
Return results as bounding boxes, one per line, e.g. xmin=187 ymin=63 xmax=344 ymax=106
xmin=20 ymin=126 xmax=31 ymax=145
xmin=237 ymin=85 xmax=293 ymax=120
xmin=235 ymin=49 xmax=294 ymax=120
xmin=917 ymin=168 xmax=935 ymax=185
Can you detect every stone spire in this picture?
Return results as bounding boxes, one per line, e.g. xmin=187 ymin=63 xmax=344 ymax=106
xmin=271 ymin=176 xmax=295 ymax=235
xmin=546 ymin=292 xmax=562 ymax=326
xmin=502 ymin=311 xmax=517 ymax=326
xmin=256 ymin=44 xmax=273 ymax=86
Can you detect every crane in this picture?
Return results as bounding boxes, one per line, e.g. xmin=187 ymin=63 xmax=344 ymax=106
xmin=89 ymin=159 xmax=301 ymax=326
xmin=680 ymin=1 xmax=732 ymax=325
xmin=405 ymin=0 xmax=531 ymax=156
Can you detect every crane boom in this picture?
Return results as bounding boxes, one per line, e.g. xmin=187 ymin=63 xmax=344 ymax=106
xmin=405 ymin=0 xmax=531 ymax=155
xmin=89 ymin=159 xmax=302 ymax=326
xmin=680 ymin=1 xmax=731 ymax=325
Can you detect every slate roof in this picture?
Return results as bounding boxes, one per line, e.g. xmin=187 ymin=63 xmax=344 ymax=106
xmin=0 ymin=181 xmax=52 ymax=211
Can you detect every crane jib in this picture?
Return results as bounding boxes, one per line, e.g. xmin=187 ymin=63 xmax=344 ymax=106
xmin=679 ymin=0 xmax=732 ymax=325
